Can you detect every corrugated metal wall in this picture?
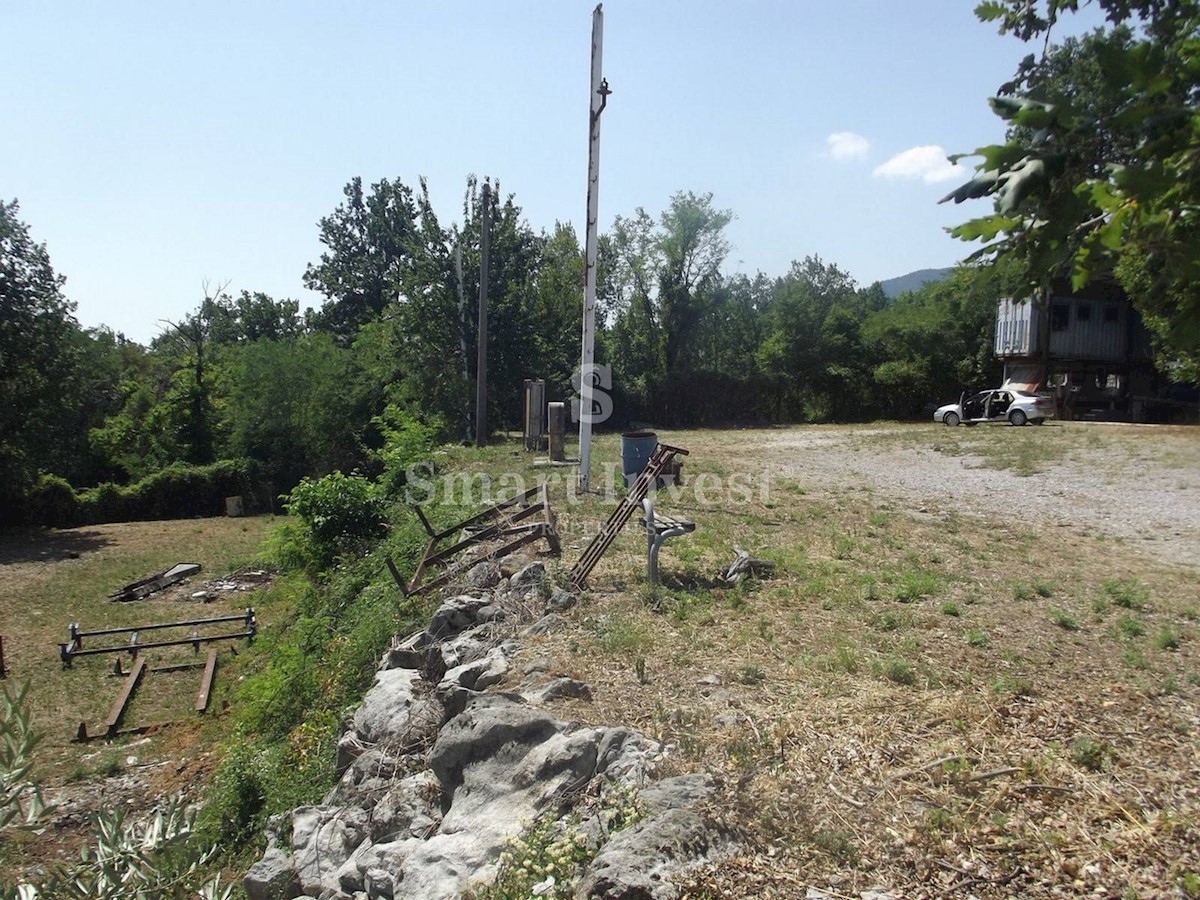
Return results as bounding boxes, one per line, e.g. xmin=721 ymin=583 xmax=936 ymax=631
xmin=1047 ymin=296 xmax=1126 ymax=361
xmin=995 ymin=298 xmax=1036 ymax=357
xmin=997 ymin=296 xmax=1133 ymax=361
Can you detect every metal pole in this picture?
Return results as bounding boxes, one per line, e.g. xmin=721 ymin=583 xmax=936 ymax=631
xmin=475 ymin=182 xmax=491 ymax=448
xmin=579 ymin=4 xmax=608 ymax=491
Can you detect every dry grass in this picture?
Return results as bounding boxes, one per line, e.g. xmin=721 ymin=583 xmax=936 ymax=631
xmin=491 ymin=425 xmax=1200 ymax=897
xmin=0 ymin=517 xmax=275 ymax=778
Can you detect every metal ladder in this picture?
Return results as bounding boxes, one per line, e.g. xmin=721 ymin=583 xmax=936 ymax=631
xmin=569 ymin=441 xmax=689 ymax=589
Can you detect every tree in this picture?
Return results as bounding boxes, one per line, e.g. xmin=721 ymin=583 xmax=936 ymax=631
xmin=756 ymin=256 xmax=865 ymax=420
xmin=225 ymin=332 xmax=366 ymax=490
xmin=603 ymin=192 xmax=733 ymax=402
xmin=152 ymin=287 xmax=228 ymax=466
xmin=943 ymin=0 xmax=1200 ymax=371
xmin=656 ymin=191 xmax=733 ymax=373
xmin=0 ymin=200 xmax=84 ymax=510
xmin=304 ymin=177 xmax=421 ymax=339
xmin=862 ymin=264 xmax=1008 ymax=418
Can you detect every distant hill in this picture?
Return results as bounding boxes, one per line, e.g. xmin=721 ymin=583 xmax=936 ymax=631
xmin=878 ymin=267 xmax=953 ymax=298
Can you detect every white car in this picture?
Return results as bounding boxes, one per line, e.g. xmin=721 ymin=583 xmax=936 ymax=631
xmin=934 ymin=388 xmax=1056 ymax=426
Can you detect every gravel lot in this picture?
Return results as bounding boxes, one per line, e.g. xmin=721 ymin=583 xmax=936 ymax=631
xmin=768 ymin=423 xmax=1200 ymax=570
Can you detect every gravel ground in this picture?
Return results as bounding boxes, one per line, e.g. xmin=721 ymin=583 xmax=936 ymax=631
xmin=768 ymin=425 xmax=1200 ymax=570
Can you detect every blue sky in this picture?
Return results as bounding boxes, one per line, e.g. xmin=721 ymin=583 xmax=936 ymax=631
xmin=3 ymin=1 xmax=1102 ymax=343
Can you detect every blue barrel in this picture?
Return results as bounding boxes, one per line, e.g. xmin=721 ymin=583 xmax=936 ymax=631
xmin=620 ymin=431 xmax=658 ymax=485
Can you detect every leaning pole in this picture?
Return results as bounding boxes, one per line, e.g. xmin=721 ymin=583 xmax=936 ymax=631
xmin=578 ymin=3 xmax=609 ymax=492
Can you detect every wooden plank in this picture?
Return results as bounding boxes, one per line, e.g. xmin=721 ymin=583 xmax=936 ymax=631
xmin=109 ymin=563 xmax=200 ymax=601
xmin=105 ymin=657 xmax=146 ymax=735
xmin=195 ymin=649 xmax=217 ymax=713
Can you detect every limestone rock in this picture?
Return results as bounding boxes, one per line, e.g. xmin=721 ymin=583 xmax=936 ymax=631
xmin=545 ymin=586 xmax=578 ymax=613
xmin=352 ymin=668 xmax=439 ymax=752
xmin=526 ymin=677 xmax=593 ymax=704
xmin=439 ymin=629 xmax=491 ymax=670
xmin=370 ymin=770 xmax=441 ymax=843
xmin=510 ymin=561 xmax=547 ymax=596
xmin=383 ymin=630 xmax=433 ymax=671
xmin=243 ymin=842 xmax=298 ymax=900
xmin=437 ymin=646 xmax=510 ymax=695
xmin=522 ymin=613 xmax=564 ymax=637
xmin=465 ymin=560 xmax=502 ymax=590
xmin=427 ymin=595 xmax=490 ymax=640
xmin=291 ymin=805 xmax=370 ymax=897
xmin=575 ymin=807 xmax=732 ymax=900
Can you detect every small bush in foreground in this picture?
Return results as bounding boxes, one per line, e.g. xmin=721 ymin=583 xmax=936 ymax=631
xmin=473 ymin=783 xmax=644 ymax=899
xmin=282 ymin=471 xmax=387 ymax=568
xmin=1070 ymin=736 xmax=1114 ymax=772
xmin=1050 ymin=609 xmax=1079 ymax=631
xmin=1102 ymin=577 xmax=1149 ymax=610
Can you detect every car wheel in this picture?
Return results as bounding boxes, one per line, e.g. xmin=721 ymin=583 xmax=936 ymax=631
xmin=944 ymin=412 xmax=960 ymax=427
xmin=1009 ymin=409 xmax=1028 ymax=426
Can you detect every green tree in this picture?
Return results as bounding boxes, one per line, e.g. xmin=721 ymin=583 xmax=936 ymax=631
xmin=224 ymin=332 xmax=366 ymax=491
xmin=862 ymin=264 xmax=1007 ymax=418
xmin=304 ymin=176 xmax=421 ymax=339
xmin=756 ymin=256 xmax=867 ymax=421
xmin=603 ymin=192 xmax=733 ymax=406
xmin=0 ymin=201 xmax=85 ymax=511
xmin=943 ymin=0 xmax=1200 ymax=370
xmin=529 ymin=222 xmax=585 ymax=400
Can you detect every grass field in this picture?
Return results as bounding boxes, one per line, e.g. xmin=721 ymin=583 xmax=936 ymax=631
xmin=3 ymin=422 xmax=1198 ymax=896
xmin=445 ymin=424 xmax=1200 ymax=897
xmin=0 ymin=516 xmax=277 ymax=873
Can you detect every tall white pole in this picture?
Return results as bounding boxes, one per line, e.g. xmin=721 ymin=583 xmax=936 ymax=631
xmin=579 ymin=3 xmax=608 ymax=491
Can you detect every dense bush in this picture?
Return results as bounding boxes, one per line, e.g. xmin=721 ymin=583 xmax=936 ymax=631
xmin=117 ymin=459 xmax=256 ymax=520
xmin=22 ymin=474 xmax=80 ymax=528
xmin=371 ymin=404 xmax=441 ymax=498
xmin=17 ymin=459 xmax=259 ymax=527
xmin=281 ymin=471 xmax=387 ymax=569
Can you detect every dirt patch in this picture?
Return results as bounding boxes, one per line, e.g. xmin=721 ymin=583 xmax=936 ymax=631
xmin=767 ymin=422 xmax=1200 ymax=569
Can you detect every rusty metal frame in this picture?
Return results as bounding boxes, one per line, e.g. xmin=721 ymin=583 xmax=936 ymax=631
xmin=405 ymin=483 xmax=560 ymax=596
xmin=569 ymin=441 xmax=689 ymax=589
xmin=60 ymin=609 xmax=256 ymax=668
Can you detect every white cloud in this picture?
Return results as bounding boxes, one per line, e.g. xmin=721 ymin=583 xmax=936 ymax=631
xmin=873 ymin=145 xmax=961 ymax=183
xmin=826 ymin=131 xmax=870 ymax=162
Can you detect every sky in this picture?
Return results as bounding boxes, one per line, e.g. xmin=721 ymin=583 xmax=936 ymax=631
xmin=3 ymin=1 xmax=1104 ymax=343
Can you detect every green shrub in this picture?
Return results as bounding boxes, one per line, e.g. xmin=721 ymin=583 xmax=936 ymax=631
xmin=129 ymin=459 xmax=254 ymax=520
xmin=201 ymin=512 xmax=432 ymax=847
xmin=1070 ymin=735 xmax=1114 ymax=772
xmin=78 ymin=480 xmax=130 ymax=524
xmin=284 ymin=471 xmax=387 ymax=564
xmin=23 ymin=474 xmax=79 ymax=528
xmin=372 ymin=404 xmax=441 ymax=498
xmin=52 ymin=459 xmax=260 ymax=526
xmin=1102 ymin=577 xmax=1149 ymax=610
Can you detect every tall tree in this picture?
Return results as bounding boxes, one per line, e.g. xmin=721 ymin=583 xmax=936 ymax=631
xmin=0 ymin=201 xmax=83 ymax=509
xmin=604 ymin=192 xmax=733 ymax=397
xmin=756 ymin=256 xmax=863 ymax=420
xmin=304 ymin=177 xmax=421 ymax=339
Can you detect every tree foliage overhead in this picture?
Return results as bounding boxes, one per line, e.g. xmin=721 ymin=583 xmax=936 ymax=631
xmin=943 ymin=0 xmax=1200 ymax=368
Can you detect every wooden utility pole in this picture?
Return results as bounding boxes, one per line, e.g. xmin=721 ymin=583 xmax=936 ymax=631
xmin=475 ymin=182 xmax=492 ymax=447
xmin=579 ymin=3 xmax=609 ymax=490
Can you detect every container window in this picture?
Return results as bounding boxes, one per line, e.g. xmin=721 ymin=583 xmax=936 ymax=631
xmin=1051 ymin=303 xmax=1070 ymax=331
